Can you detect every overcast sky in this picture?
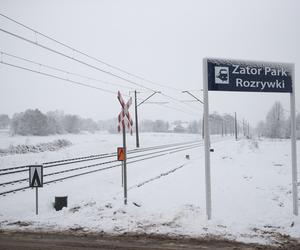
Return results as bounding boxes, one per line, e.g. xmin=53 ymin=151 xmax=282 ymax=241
xmin=0 ymin=0 xmax=299 ymax=126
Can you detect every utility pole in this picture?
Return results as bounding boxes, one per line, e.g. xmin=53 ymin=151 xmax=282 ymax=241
xmin=133 ymin=91 xmax=161 ymax=148
xmin=234 ymin=112 xmax=237 ymax=141
xmin=182 ymin=90 xmax=204 ymax=138
xmin=221 ymin=119 xmax=224 ymax=137
xmin=134 ymin=90 xmax=139 ymax=148
xmin=202 ymin=114 xmax=204 ymax=139
xmin=247 ymin=121 xmax=250 ymax=138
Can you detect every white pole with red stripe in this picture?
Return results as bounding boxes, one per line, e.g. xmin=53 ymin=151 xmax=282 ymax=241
xmin=117 ymin=91 xmax=133 ymax=205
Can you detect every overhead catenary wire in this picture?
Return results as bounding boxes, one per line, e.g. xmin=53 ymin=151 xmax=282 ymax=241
xmin=180 ymin=100 xmax=199 ymax=103
xmin=133 ymin=95 xmax=199 ymax=116
xmin=1 ymin=60 xmax=199 ymax=117
xmin=0 ymin=27 xmax=199 ymax=113
xmin=161 ymin=93 xmax=203 ymax=113
xmin=0 ymin=12 xmax=183 ymax=92
xmin=152 ymin=102 xmax=200 ymax=117
xmin=1 ymin=51 xmax=138 ymax=91
xmin=135 ymin=91 xmax=201 ymax=114
xmin=0 ymin=14 xmax=204 ymax=106
xmin=0 ymin=27 xmax=159 ymax=93
xmin=182 ymin=90 xmax=204 ymax=104
xmin=0 ymin=14 xmax=203 ymax=115
xmin=0 ymin=61 xmax=123 ymax=96
xmin=134 ymin=94 xmax=199 ymax=116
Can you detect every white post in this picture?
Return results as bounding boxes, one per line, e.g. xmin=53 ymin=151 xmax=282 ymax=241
xmin=290 ymin=64 xmax=298 ymax=216
xmin=203 ymin=58 xmax=212 ymax=220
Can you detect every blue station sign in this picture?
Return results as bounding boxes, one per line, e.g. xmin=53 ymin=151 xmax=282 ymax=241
xmin=206 ymin=58 xmax=293 ymax=93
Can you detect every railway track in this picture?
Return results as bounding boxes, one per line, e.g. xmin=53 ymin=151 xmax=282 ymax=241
xmin=0 ymin=140 xmax=204 ymax=196
xmin=0 ymin=140 xmax=199 ymax=175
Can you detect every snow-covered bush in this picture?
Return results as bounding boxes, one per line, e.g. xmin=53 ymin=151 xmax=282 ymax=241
xmin=0 ymin=139 xmax=72 ymax=156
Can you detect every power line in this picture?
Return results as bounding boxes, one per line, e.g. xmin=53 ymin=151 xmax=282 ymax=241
xmin=161 ymin=93 xmax=203 ymax=113
xmin=152 ymin=102 xmax=199 ymax=117
xmin=180 ymin=100 xmax=199 ymax=103
xmin=0 ymin=27 xmax=158 ymax=93
xmin=0 ymin=14 xmax=203 ymax=115
xmin=182 ymin=90 xmax=204 ymax=104
xmin=135 ymin=95 xmax=199 ymax=117
xmin=134 ymin=91 xmax=201 ymax=113
xmin=1 ymin=51 xmax=137 ymax=91
xmin=133 ymin=93 xmax=199 ymax=116
xmin=0 ymin=61 xmax=123 ymax=96
xmin=0 ymin=12 xmax=181 ymax=92
xmin=0 ymin=60 xmax=198 ymax=117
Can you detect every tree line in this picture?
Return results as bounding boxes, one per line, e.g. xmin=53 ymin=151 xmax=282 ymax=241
xmin=1 ymin=109 xmax=98 ymax=136
xmin=0 ymin=109 xmax=241 ymax=136
xmin=256 ymin=101 xmax=300 ymax=139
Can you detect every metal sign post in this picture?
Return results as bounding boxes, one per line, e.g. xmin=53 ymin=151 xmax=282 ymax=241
xmin=36 ymin=187 xmax=38 ymax=215
xmin=203 ymin=59 xmax=212 ymax=220
xmin=134 ymin=90 xmax=140 ymax=148
xmin=117 ymin=91 xmax=133 ymax=205
xmin=203 ymin=58 xmax=298 ymax=219
xmin=29 ymin=165 xmax=43 ymax=215
xmin=290 ymin=64 xmax=298 ymax=216
xmin=121 ymin=161 xmax=124 ymax=187
xmin=122 ymin=123 xmax=127 ymax=204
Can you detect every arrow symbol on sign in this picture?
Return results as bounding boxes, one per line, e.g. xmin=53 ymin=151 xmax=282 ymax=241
xmin=31 ymin=169 xmax=41 ymax=187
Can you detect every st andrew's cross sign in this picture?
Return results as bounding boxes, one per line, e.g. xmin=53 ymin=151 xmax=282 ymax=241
xmin=117 ymin=91 xmax=133 ymax=134
xmin=202 ymin=58 xmax=297 ymax=220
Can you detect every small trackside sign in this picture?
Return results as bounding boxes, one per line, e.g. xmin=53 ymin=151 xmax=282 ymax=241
xmin=29 ymin=165 xmax=43 ymax=187
xmin=206 ymin=58 xmax=293 ymax=93
xmin=117 ymin=147 xmax=124 ymax=161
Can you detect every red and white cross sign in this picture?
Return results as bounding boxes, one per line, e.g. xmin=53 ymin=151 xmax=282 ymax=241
xmin=117 ymin=91 xmax=133 ymax=135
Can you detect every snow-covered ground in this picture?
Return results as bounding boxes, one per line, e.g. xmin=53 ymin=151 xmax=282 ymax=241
xmin=0 ymin=131 xmax=299 ymax=245
xmin=0 ymin=130 xmax=200 ymax=168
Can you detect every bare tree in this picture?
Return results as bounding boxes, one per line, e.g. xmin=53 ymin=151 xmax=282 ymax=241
xmin=10 ymin=109 xmax=48 ymax=135
xmin=265 ymin=101 xmax=285 ymax=138
xmin=0 ymin=114 xmax=10 ymax=129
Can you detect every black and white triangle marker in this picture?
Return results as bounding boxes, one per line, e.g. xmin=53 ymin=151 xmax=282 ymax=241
xmin=31 ymin=169 xmax=41 ymax=187
xmin=29 ymin=165 xmax=43 ymax=188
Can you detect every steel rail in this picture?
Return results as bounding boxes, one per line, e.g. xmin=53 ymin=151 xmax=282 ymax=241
xmin=0 ymin=142 xmax=201 ymax=187
xmin=0 ymin=140 xmax=200 ymax=175
xmin=0 ymin=143 xmax=202 ymax=196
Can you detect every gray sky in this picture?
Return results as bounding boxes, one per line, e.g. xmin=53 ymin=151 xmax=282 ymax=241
xmin=0 ymin=0 xmax=299 ymax=126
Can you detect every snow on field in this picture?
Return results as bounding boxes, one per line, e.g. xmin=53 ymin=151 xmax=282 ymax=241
xmin=0 ymin=131 xmax=199 ymax=169
xmin=0 ymin=131 xmax=299 ymax=245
